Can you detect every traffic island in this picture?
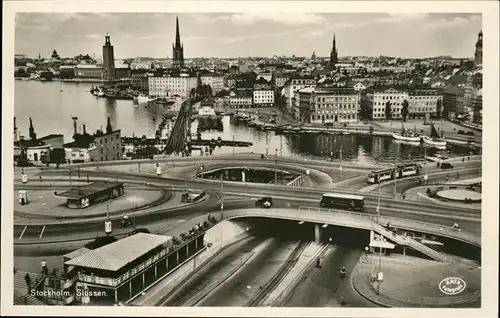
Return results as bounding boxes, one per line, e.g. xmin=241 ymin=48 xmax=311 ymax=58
xmin=352 ymin=254 xmax=481 ymax=308
xmin=196 ymin=166 xmax=304 ymax=186
xmin=13 ymin=186 xmax=169 ymax=220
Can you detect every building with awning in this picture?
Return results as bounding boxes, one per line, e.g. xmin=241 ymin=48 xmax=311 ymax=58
xmin=53 ymin=181 xmax=124 ymax=209
xmin=64 ymin=233 xmax=175 ymax=304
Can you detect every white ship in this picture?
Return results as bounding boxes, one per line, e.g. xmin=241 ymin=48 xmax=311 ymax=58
xmin=134 ymin=94 xmax=156 ymax=103
xmin=423 ymin=123 xmax=447 ymax=148
xmin=392 ymin=124 xmax=421 ymax=143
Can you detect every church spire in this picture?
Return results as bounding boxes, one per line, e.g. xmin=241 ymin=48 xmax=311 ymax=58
xmin=175 ymin=16 xmax=181 ymax=48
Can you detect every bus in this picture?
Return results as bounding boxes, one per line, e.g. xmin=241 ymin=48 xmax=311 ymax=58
xmin=320 ymin=193 xmax=365 ymax=211
xmin=367 ymin=163 xmax=421 ymax=184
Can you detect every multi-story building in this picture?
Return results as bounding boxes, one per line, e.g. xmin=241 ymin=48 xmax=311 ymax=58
xmin=228 ymin=96 xmax=252 ymax=108
xmin=64 ymin=118 xmax=121 ymax=163
xmin=253 ymin=89 xmax=274 ymax=107
xmin=131 ymin=71 xmax=149 ymax=91
xmin=472 ymin=89 xmax=482 ymax=124
xmin=75 ymin=65 xmax=103 ymax=79
xmin=408 ymin=88 xmax=442 ymax=119
xmin=274 ymin=74 xmax=289 ymax=89
xmin=442 ymin=85 xmax=464 ymax=119
xmin=298 ymin=86 xmax=359 ymax=124
xmin=284 ymin=76 xmax=316 ymax=117
xmin=200 ymin=74 xmax=224 ymax=95
xmin=365 ymin=87 xmax=408 ymax=120
xmin=148 ymin=76 xmax=197 ymax=98
xmin=59 ymin=65 xmax=76 ymax=79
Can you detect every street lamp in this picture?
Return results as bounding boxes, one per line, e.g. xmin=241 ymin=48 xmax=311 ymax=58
xmin=376 ymin=180 xmax=383 ymax=295
xmin=274 ymin=148 xmax=278 ymax=184
xmin=19 ymin=135 xmax=25 ymax=175
xmin=232 ymin=133 xmax=235 ymax=166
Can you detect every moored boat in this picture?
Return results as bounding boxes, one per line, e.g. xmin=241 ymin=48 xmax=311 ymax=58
xmin=423 ymin=123 xmax=447 ymax=148
xmin=392 ymin=123 xmax=421 ymax=143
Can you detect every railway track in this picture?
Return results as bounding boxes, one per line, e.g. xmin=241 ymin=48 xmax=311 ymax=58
xmin=164 ymin=99 xmax=193 ymax=155
xmin=247 ymin=241 xmax=308 ymax=307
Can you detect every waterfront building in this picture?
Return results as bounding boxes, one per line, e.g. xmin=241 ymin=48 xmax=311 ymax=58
xmin=102 ymin=34 xmax=115 ymax=80
xmin=253 ymin=89 xmax=274 ymax=107
xmin=63 ymin=118 xmax=121 ymax=163
xmin=75 ymin=65 xmax=103 ymax=79
xmin=131 ymin=70 xmax=149 ymax=92
xmin=474 ymin=30 xmax=483 ymax=66
xmin=408 ymin=88 xmax=443 ymax=119
xmin=59 ymin=65 xmax=76 ymax=79
xmin=298 ymin=86 xmax=359 ymax=124
xmin=365 ymin=87 xmax=408 ymax=120
xmin=172 ymin=17 xmax=185 ymax=69
xmin=148 ymin=76 xmax=197 ymax=98
xmin=284 ymin=76 xmax=316 ymax=117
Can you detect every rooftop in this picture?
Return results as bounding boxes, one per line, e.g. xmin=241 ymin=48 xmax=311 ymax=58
xmin=54 ymin=181 xmax=124 ymax=200
xmin=65 ymin=233 xmax=172 ymax=272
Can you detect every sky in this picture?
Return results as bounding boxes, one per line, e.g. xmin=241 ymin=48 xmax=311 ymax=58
xmin=15 ymin=12 xmax=482 ymax=59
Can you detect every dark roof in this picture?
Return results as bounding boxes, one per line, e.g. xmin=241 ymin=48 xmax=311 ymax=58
xmin=65 ymin=233 xmax=171 ymax=272
xmin=14 ymin=139 xmax=47 ymax=147
xmin=54 ymin=181 xmax=124 ymax=200
xmin=38 ymin=134 xmax=64 ymax=141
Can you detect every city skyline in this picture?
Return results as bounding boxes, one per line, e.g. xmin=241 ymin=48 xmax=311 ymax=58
xmin=15 ymin=12 xmax=482 ymax=59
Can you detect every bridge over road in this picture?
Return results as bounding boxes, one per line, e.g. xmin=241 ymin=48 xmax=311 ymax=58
xmin=220 ymin=207 xmax=480 ymax=261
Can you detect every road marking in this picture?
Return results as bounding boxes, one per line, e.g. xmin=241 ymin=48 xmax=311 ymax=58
xmin=19 ymin=226 xmax=27 ymax=240
xmin=39 ymin=225 xmax=46 ymax=239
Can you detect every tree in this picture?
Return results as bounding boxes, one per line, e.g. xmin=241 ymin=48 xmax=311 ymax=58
xmin=401 ymin=99 xmax=409 ymax=122
xmin=436 ymin=99 xmax=442 ymax=118
xmin=385 ymin=101 xmax=392 ymax=120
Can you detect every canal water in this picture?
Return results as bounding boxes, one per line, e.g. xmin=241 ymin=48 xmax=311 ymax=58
xmin=15 ymin=81 xmax=474 ymax=164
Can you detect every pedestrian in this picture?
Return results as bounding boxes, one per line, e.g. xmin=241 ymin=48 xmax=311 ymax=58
xmin=402 ymin=193 xmax=406 ymax=200
xmin=24 ymin=273 xmax=31 ymax=289
xmin=41 ymin=259 xmax=48 ymax=275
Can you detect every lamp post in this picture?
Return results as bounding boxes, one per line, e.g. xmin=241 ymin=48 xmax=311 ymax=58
xmin=274 ymin=148 xmax=278 ymax=184
xmin=423 ymin=146 xmax=428 ymax=185
xmin=393 ymin=155 xmax=397 ymax=198
xmin=339 ymin=146 xmax=343 ymax=181
xmin=19 ymin=135 xmax=25 ymax=175
xmin=220 ymin=174 xmax=224 ymax=220
xmin=265 ymin=130 xmax=269 ymax=156
xmin=376 ymin=180 xmax=383 ymax=295
xmin=232 ymin=133 xmax=235 ymax=166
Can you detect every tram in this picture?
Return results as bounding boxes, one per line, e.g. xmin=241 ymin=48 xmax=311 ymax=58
xmin=367 ymin=163 xmax=422 ymax=184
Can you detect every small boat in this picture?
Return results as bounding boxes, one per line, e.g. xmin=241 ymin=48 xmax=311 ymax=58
xmin=423 ymin=123 xmax=447 ymax=148
xmin=392 ymin=123 xmax=421 ymax=143
xmin=134 ymin=94 xmax=156 ymax=103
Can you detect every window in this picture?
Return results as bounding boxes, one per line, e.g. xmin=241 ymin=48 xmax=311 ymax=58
xmin=105 ymin=138 xmax=108 ymax=143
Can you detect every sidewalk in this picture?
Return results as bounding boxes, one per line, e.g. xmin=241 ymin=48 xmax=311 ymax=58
xmin=352 ymin=254 xmax=481 ymax=308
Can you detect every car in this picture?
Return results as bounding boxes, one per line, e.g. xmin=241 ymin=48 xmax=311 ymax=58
xmin=256 ymin=197 xmax=273 ymax=208
xmin=458 ymin=130 xmax=465 ymax=134
xmin=84 ymin=236 xmax=118 ymax=250
xmin=441 ymin=162 xmax=454 ymax=169
xmin=466 ymin=131 xmax=475 ymax=136
xmin=128 ymin=228 xmax=150 ymax=236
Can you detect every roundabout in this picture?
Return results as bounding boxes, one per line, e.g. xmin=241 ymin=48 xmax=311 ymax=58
xmin=435 ymin=189 xmax=481 ymax=203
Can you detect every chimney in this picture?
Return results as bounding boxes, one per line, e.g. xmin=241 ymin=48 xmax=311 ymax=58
xmin=29 ymin=117 xmax=37 ymax=141
xmin=106 ymin=117 xmax=112 ymax=134
xmin=83 ymin=124 xmax=87 ymax=135
xmin=14 ymin=117 xmax=18 ymax=142
xmin=71 ymin=116 xmax=78 ymax=137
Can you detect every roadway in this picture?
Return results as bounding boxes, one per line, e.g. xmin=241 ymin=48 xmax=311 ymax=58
xmin=13 ymin=156 xmax=481 ymax=254
xmin=283 ymin=246 xmax=373 ymax=307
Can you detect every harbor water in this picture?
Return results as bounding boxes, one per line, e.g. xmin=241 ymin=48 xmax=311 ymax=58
xmin=14 ymin=80 xmax=475 ymax=165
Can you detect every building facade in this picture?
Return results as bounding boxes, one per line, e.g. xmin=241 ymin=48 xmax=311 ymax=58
xmin=253 ymin=89 xmax=274 ymax=107
xmin=228 ymin=96 xmax=252 ymax=108
xmin=102 ymin=35 xmax=115 ymax=80
xmin=408 ymin=88 xmax=442 ymax=119
xmin=366 ymin=87 xmax=409 ymax=120
xmin=131 ymin=71 xmax=149 ymax=91
xmin=88 ymin=129 xmax=122 ymax=162
xmin=284 ymin=76 xmax=316 ymax=117
xmin=75 ymin=65 xmax=103 ymax=79
xmin=298 ymin=87 xmax=359 ymax=124
xmin=148 ymin=76 xmax=197 ymax=98
xmin=200 ymin=75 xmax=224 ymax=95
